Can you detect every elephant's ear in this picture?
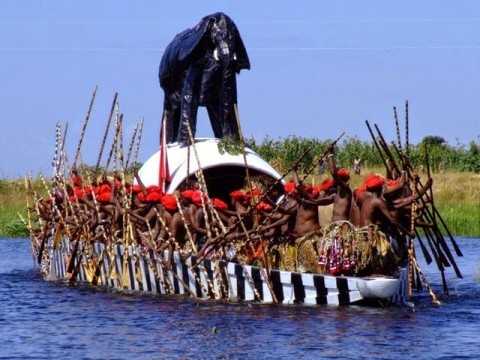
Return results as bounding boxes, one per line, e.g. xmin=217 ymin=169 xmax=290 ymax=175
xmin=232 ymin=28 xmax=250 ymax=72
xmin=177 ymin=16 xmax=214 ymax=62
xmin=221 ymin=15 xmax=250 ymax=72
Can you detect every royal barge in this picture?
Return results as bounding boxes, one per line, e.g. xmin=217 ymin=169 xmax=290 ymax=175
xmin=33 ymin=139 xmax=408 ymax=306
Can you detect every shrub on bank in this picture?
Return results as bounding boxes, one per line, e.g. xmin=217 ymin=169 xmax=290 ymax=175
xmin=1 ymin=219 xmax=29 ymax=238
xmin=248 ymin=136 xmax=480 ymax=174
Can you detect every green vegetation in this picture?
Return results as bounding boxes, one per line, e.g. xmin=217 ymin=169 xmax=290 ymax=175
xmin=248 ymin=135 xmax=480 ymax=173
xmin=1 ymin=137 xmax=479 ymax=238
xmin=431 ymin=171 xmax=480 ymax=238
xmin=0 ymin=179 xmax=44 ymax=238
xmin=1 ymin=170 xmax=479 ymax=238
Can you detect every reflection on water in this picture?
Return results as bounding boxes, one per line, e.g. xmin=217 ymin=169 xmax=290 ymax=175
xmin=1 ymin=238 xmax=479 ymax=359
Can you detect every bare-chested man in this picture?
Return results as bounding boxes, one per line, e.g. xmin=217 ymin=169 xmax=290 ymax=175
xmin=327 ymin=155 xmax=355 ymax=223
xmin=293 ymin=183 xmax=332 ymax=236
xmin=359 ymin=175 xmax=404 ymax=230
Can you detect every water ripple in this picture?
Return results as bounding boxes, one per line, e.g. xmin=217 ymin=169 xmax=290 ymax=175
xmin=1 ymin=238 xmax=479 ymax=359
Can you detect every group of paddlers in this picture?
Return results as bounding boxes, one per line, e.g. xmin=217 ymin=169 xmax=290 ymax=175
xmin=29 ymin=146 xmax=435 ymax=279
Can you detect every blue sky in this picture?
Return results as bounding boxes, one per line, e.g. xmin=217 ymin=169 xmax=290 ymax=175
xmin=1 ymin=1 xmax=479 ymax=177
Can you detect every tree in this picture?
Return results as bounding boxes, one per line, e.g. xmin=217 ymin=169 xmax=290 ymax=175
xmin=421 ymin=136 xmax=446 ymax=147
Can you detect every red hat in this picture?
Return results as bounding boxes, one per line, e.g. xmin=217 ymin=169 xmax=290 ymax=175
xmin=336 ymin=168 xmax=350 ymax=181
xmin=364 ymin=175 xmax=385 ymax=191
xmin=353 ymin=183 xmax=367 ymax=200
xmin=97 ymin=191 xmax=112 ymax=203
xmin=145 ymin=191 xmax=163 ymax=203
xmin=146 ymin=185 xmax=162 ymax=194
xmin=181 ymin=189 xmax=195 ymax=201
xmin=97 ymin=184 xmax=111 ymax=195
xmin=230 ymin=190 xmax=247 ymax=201
xmin=191 ymin=190 xmax=203 ymax=206
xmin=73 ymin=187 xmax=86 ymax=200
xmin=256 ymin=201 xmax=273 ymax=212
xmin=130 ymin=184 xmax=143 ymax=194
xmin=284 ymin=181 xmax=297 ymax=194
xmin=317 ymin=178 xmax=335 ymax=192
xmin=212 ymin=198 xmax=228 ymax=210
xmin=386 ymin=179 xmax=400 ymax=190
xmin=161 ymin=194 xmax=178 ymax=211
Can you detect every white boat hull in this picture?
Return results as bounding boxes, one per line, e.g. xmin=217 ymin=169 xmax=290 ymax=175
xmin=42 ymin=238 xmax=407 ymax=306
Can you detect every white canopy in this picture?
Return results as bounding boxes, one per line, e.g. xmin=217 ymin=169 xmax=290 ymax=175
xmin=137 ymin=138 xmax=282 ymax=192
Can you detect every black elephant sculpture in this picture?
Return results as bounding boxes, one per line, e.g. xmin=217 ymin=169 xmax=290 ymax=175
xmin=159 ymin=12 xmax=250 ymax=144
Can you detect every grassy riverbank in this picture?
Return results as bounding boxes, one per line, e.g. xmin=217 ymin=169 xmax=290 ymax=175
xmin=1 ymin=171 xmax=479 ymax=238
xmin=0 ymin=179 xmax=45 ymax=238
xmin=428 ymin=171 xmax=480 ymax=237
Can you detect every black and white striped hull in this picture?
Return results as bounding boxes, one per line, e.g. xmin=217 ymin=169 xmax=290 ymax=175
xmin=44 ymin=239 xmax=408 ymax=306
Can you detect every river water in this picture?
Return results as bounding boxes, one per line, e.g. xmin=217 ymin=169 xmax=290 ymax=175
xmin=0 ymin=238 xmax=479 ymax=360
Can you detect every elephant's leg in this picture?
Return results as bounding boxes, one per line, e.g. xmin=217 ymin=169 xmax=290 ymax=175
xmin=219 ymin=67 xmax=239 ymax=139
xmin=163 ymin=92 xmax=181 ymax=143
xmin=177 ymin=65 xmax=202 ymax=145
xmin=206 ymin=103 xmax=223 ymax=139
xmin=200 ymin=57 xmax=224 ymax=138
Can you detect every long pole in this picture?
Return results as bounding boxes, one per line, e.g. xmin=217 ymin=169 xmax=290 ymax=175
xmin=132 ymin=118 xmax=144 ymax=167
xmin=234 ymin=104 xmax=253 ymax=193
xmin=174 ymin=194 xmax=198 ymax=253
xmin=405 ymin=100 xmax=410 ymax=157
xmin=159 ymin=111 xmax=170 ymax=192
xmin=390 ymin=142 xmax=463 ymax=278
xmin=125 ymin=120 xmax=140 ymax=169
xmin=365 ymin=120 xmax=390 ymax=172
xmin=391 ymin=141 xmax=463 ymax=259
xmin=73 ymin=85 xmax=98 ymax=169
xmin=373 ymin=124 xmax=401 ymax=176
xmin=393 ymin=106 xmax=403 ymax=152
xmin=105 ymin=113 xmax=121 ymax=172
xmin=59 ymin=122 xmax=69 ymax=177
xmin=117 ymin=114 xmax=125 ymax=170
xmin=52 ymin=122 xmax=62 ymax=179
xmin=95 ymin=92 xmax=118 ymax=172
xmin=185 ymin=125 xmax=214 ymax=240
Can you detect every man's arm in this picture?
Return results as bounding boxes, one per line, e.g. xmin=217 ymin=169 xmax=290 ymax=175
xmin=384 ymin=171 xmax=406 ymax=195
xmin=191 ymin=208 xmax=207 ymax=234
xmin=258 ymin=213 xmax=291 ymax=233
xmin=393 ymin=178 xmax=433 ymax=208
xmin=376 ymin=199 xmax=408 ymax=233
xmin=300 ymin=193 xmax=335 ymax=206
